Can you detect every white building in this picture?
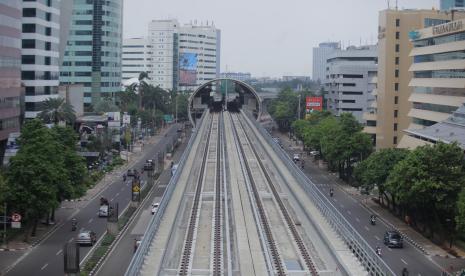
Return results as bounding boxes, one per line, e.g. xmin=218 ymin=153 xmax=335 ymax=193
xmin=147 ymin=19 xmax=220 ymax=91
xmin=325 ymin=45 xmax=378 ymax=123
xmin=22 ymin=0 xmax=62 ymax=118
xmin=122 ymin=38 xmax=150 ymax=81
xmin=220 ymin=72 xmax=251 ymax=82
xmin=312 ymin=42 xmax=340 ymax=84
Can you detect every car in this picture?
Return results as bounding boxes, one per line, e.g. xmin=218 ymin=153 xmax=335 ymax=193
xmin=151 ymin=202 xmax=160 ymax=215
xmin=310 ymin=150 xmax=319 ymax=156
xmin=134 ymin=236 xmax=143 ymax=252
xmin=384 ymin=230 xmax=403 ymax=248
xmin=127 ymin=169 xmax=135 ymax=177
xmin=177 ymin=127 xmax=183 ymax=132
xmin=144 ymin=160 xmax=154 ymax=171
xmin=99 ymin=205 xmax=109 ymax=217
xmin=171 ymin=164 xmax=178 ymax=176
xmin=293 ymin=154 xmax=300 ymax=162
xmin=76 ymin=230 xmax=97 ymax=246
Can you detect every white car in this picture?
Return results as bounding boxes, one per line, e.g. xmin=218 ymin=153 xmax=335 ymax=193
xmin=98 ymin=205 xmax=109 ymax=217
xmin=151 ymin=202 xmax=160 ymax=215
xmin=293 ymin=154 xmax=300 ymax=162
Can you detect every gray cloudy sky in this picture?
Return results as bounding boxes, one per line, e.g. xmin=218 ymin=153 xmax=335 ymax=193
xmin=123 ymin=0 xmax=438 ymax=77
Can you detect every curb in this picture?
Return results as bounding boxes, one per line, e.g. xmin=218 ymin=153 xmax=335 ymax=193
xmin=0 ymin=246 xmax=31 ymax=252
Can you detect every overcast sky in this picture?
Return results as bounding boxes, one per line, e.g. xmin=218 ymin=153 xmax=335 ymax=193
xmin=123 ymin=0 xmax=438 ymax=77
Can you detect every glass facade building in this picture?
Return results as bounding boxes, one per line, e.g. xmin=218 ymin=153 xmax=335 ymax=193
xmin=22 ymin=0 xmax=61 ymax=119
xmin=441 ymin=0 xmax=465 ymax=10
xmin=60 ymin=0 xmax=122 ymax=110
xmin=0 ymin=0 xmax=21 ymax=143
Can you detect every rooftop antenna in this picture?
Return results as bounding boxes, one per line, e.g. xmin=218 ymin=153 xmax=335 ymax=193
xmin=395 ymin=0 xmax=398 ymax=10
xmin=387 ymin=0 xmax=390 ymax=9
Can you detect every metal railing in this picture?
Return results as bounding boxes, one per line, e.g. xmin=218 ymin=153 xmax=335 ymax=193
xmin=242 ymin=111 xmax=395 ymax=276
xmin=124 ymin=112 xmax=207 ymax=276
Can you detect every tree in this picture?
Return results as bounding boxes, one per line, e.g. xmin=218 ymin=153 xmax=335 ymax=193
xmin=6 ymin=120 xmax=68 ymax=236
xmin=38 ymin=97 xmax=76 ymax=125
xmin=354 ymin=148 xmax=409 ymax=208
xmin=268 ymin=88 xmax=299 ymax=130
xmin=456 ymin=188 xmax=465 ymax=234
xmin=93 ymin=98 xmax=119 ymax=113
xmin=387 ymin=142 xmax=465 ymax=239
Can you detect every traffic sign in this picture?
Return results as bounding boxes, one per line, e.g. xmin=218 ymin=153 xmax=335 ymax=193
xmin=11 ymin=213 xmax=21 ymax=222
xmin=132 ymin=185 xmax=140 ymax=193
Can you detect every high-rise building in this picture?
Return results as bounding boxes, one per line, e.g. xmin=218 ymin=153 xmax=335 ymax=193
xmin=398 ymin=18 xmax=465 ymax=148
xmin=60 ymin=0 xmax=123 ymax=110
xmin=147 ymin=19 xmax=220 ymax=91
xmin=325 ymin=45 xmax=378 ymax=123
xmin=0 ymin=1 xmax=21 ymax=145
xmin=441 ymin=0 xmax=465 ymax=10
xmin=312 ymin=42 xmax=340 ymax=84
xmin=367 ymin=9 xmax=455 ymax=149
xmin=122 ymin=37 xmax=149 ymax=81
xmin=22 ymin=0 xmax=62 ymax=119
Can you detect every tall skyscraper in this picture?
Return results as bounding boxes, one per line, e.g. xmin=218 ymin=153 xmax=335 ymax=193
xmin=122 ymin=37 xmax=149 ymax=82
xmin=0 ymin=0 xmax=21 ymax=147
xmin=22 ymin=0 xmax=62 ymax=119
xmin=312 ymin=42 xmax=340 ymax=84
xmin=367 ymin=9 xmax=456 ymax=149
xmin=441 ymin=0 xmax=465 ymax=10
xmin=147 ymin=19 xmax=220 ymax=91
xmin=325 ymin=45 xmax=378 ymax=123
xmin=60 ymin=0 xmax=123 ymax=110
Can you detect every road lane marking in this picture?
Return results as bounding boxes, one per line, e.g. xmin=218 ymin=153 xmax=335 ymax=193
xmin=364 ymin=226 xmax=370 ymax=231
xmin=387 ymin=247 xmax=392 ymax=251
xmin=116 ymin=192 xmax=120 ymax=197
xmin=347 ymin=210 xmax=352 ymax=215
xmin=88 ymin=218 xmax=93 ymax=224
xmin=339 ymin=204 xmax=344 ymax=208
xmin=334 ymin=198 xmax=338 ymax=202
xmin=56 ymin=249 xmax=62 ymax=256
xmin=68 ymin=237 xmax=74 ymax=242
xmin=110 ymin=198 xmax=114 ymax=202
xmin=41 ymin=263 xmax=48 ymax=270
xmin=356 ymin=218 xmax=360 ymax=222
xmin=401 ymin=258 xmax=408 ymax=265
xmin=374 ymin=236 xmax=380 ymax=241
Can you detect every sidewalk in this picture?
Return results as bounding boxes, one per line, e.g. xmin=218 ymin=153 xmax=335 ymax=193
xmin=0 ymin=126 xmax=173 ymax=274
xmin=272 ymin=130 xmax=465 ymax=274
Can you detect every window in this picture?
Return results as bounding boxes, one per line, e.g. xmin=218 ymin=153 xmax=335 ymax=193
xmin=45 ymin=56 xmax=50 ymax=65
xmin=395 ymin=57 xmax=399 ymax=65
xmin=22 ymin=39 xmax=35 ymax=48
xmin=396 ymin=31 xmax=400 ymax=39
xmin=395 ymin=83 xmax=399 ymax=91
xmin=394 ymin=110 xmax=398 ymax=118
xmin=394 ymin=96 xmax=398 ymax=104
xmin=45 ymin=27 xmax=51 ymax=36
xmin=342 ymin=100 xmax=356 ymax=103
xmin=396 ymin=19 xmax=400 ymax=27
xmin=395 ymin=44 xmax=399 ymax=52
xmin=393 ymin=136 xmax=398 ymax=144
xmin=21 ymin=55 xmax=35 ymax=64
xmin=394 ymin=123 xmax=398 ymax=131
xmin=46 ymin=12 xmax=51 ymax=21
xmin=395 ymin=69 xmax=399 ymax=77
xmin=45 ymin=42 xmax=51 ymax=51
xmin=22 ymin=24 xmax=36 ymax=33
xmin=23 ymin=8 xmax=36 ymax=17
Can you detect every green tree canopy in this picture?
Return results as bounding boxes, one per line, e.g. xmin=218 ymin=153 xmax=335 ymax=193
xmin=38 ymin=97 xmax=76 ymax=125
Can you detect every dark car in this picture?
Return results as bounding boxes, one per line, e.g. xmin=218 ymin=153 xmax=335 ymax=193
xmin=127 ymin=169 xmax=135 ymax=177
xmin=144 ymin=160 xmax=154 ymax=171
xmin=384 ymin=230 xmax=403 ymax=248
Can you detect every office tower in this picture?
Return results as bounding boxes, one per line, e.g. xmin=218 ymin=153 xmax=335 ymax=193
xmin=312 ymin=42 xmax=340 ymax=84
xmin=60 ymin=0 xmax=123 ymax=110
xmin=325 ymin=45 xmax=378 ymax=123
xmin=122 ymin=38 xmax=149 ymax=82
xmin=441 ymin=0 xmax=465 ymax=10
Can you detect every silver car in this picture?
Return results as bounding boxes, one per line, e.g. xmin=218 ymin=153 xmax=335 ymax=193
xmin=76 ymin=230 xmax=97 ymax=246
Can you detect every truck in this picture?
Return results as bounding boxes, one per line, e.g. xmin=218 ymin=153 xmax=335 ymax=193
xmin=99 ymin=197 xmax=109 ymax=217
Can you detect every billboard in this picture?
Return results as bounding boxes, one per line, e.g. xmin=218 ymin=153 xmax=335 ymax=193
xmin=179 ymin=53 xmax=197 ymax=86
xmin=306 ymin=96 xmax=323 ymax=112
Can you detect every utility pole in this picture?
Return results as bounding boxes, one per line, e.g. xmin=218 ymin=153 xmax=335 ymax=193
xmin=297 ymin=91 xmax=301 ymax=120
xmin=175 ymin=92 xmax=178 ymax=124
xmin=3 ymin=203 xmax=6 ymax=248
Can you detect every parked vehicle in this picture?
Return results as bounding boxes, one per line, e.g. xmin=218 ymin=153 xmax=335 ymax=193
xmin=76 ymin=230 xmax=97 ymax=246
xmin=384 ymin=230 xmax=403 ymax=248
xmin=293 ymin=153 xmax=300 ymax=162
xmin=151 ymin=202 xmax=160 ymax=215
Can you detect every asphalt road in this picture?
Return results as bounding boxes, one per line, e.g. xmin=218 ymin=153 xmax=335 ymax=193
xmin=275 ymin=132 xmax=443 ymax=276
xmin=96 ymin=130 xmax=189 ymax=276
xmin=6 ymin=125 xmax=180 ymax=276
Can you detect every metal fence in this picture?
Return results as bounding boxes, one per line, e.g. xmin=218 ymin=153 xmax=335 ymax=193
xmin=124 ymin=113 xmax=206 ymax=276
xmin=242 ymin=111 xmax=395 ymax=276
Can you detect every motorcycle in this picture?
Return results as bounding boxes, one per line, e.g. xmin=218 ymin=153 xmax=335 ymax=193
xmin=329 ymin=188 xmax=334 ymax=197
xmin=370 ymin=216 xmax=376 ymax=225
xmin=71 ymin=220 xmax=77 ymax=231
xmin=376 ymin=246 xmax=382 ymax=256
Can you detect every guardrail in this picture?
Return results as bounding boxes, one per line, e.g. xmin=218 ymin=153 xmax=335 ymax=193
xmin=242 ymin=111 xmax=396 ymax=276
xmin=124 ymin=112 xmax=207 ymax=276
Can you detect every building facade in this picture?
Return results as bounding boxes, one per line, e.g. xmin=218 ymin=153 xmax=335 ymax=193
xmin=441 ymin=0 xmax=465 ymax=10
xmin=369 ymin=9 xmax=454 ymax=149
xmin=220 ymin=72 xmax=251 ymax=82
xmin=147 ymin=19 xmax=220 ymax=91
xmin=0 ymin=1 xmax=21 ymax=143
xmin=398 ymin=18 xmax=465 ymax=148
xmin=312 ymin=42 xmax=340 ymax=84
xmin=122 ymin=37 xmax=149 ymax=81
xmin=60 ymin=0 xmax=123 ymax=110
xmin=325 ymin=45 xmax=378 ymax=123
xmin=22 ymin=0 xmax=62 ymax=119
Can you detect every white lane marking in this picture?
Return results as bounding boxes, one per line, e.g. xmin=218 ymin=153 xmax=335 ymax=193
xmin=116 ymin=192 xmax=120 ymax=197
xmin=356 ymin=217 xmax=360 ymax=222
xmin=340 ymin=204 xmax=344 ymax=208
xmin=110 ymin=198 xmax=114 ymax=202
xmin=387 ymin=247 xmax=392 ymax=251
xmin=88 ymin=218 xmax=93 ymax=224
xmin=68 ymin=237 xmax=74 ymax=243
xmin=364 ymin=226 xmax=370 ymax=231
xmin=41 ymin=263 xmax=48 ymax=270
xmin=56 ymin=249 xmax=62 ymax=256
xmin=334 ymin=198 xmax=338 ymax=202
xmin=401 ymin=258 xmax=408 ymax=265
xmin=347 ymin=210 xmax=352 ymax=215
xmin=374 ymin=236 xmax=380 ymax=241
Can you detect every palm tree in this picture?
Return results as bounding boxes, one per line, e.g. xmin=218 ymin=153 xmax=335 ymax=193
xmin=38 ymin=97 xmax=76 ymax=125
xmin=128 ymin=72 xmax=149 ymax=111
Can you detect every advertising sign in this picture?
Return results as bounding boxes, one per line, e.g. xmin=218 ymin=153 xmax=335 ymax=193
xmin=179 ymin=53 xmax=197 ymax=85
xmin=123 ymin=114 xmax=131 ymax=125
xmin=306 ymin=96 xmax=323 ymax=112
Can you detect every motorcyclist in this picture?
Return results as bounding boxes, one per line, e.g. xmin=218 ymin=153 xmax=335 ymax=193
xmin=123 ymin=173 xmax=127 ymax=182
xmin=370 ymin=215 xmax=376 ymax=225
xmin=402 ymin=267 xmax=409 ymax=276
xmin=301 ymin=159 xmax=305 ymax=169
xmin=376 ymin=245 xmax=381 ymax=256
xmin=71 ymin=218 xmax=77 ymax=231
xmin=329 ymin=188 xmax=334 ymax=197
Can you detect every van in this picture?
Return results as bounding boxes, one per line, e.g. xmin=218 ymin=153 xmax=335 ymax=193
xmin=98 ymin=205 xmax=109 ymax=217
